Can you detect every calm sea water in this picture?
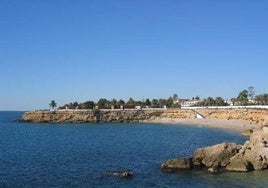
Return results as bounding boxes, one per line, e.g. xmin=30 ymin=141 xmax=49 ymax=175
xmin=0 ymin=111 xmax=267 ymax=188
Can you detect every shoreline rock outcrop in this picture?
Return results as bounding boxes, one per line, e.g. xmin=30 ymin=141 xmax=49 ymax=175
xmin=19 ymin=109 xmax=166 ymax=123
xmin=161 ymin=118 xmax=268 ymax=174
xmin=20 ymin=108 xmax=268 ymax=125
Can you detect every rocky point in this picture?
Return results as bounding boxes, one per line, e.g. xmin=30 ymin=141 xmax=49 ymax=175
xmin=161 ymin=117 xmax=268 ymax=173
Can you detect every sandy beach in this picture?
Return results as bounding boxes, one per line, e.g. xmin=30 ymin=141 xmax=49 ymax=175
xmin=142 ymin=118 xmax=259 ymax=132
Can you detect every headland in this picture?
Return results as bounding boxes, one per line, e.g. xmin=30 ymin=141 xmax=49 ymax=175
xmin=20 ymin=107 xmax=268 ymax=132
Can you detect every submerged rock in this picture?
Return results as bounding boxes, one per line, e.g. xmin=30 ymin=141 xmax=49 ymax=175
xmin=103 ymin=170 xmax=134 ymax=179
xmin=120 ymin=171 xmax=134 ymax=178
xmin=103 ymin=170 xmax=121 ymax=176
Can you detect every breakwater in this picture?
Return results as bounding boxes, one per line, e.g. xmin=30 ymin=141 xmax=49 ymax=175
xmin=20 ymin=108 xmax=268 ymax=125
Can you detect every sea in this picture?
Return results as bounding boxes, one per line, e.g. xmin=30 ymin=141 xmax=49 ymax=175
xmin=0 ymin=111 xmax=267 ymax=188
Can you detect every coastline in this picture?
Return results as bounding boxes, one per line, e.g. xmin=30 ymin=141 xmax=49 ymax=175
xmin=141 ymin=118 xmax=259 ymax=132
xmin=20 ymin=108 xmax=267 ymax=132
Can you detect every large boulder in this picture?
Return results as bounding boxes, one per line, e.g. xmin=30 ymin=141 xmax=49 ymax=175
xmin=161 ymin=158 xmax=193 ymax=172
xmin=242 ymin=142 xmax=268 ymax=170
xmin=226 ymin=154 xmax=254 ymax=172
xmin=192 ymin=142 xmax=241 ymax=168
xmin=238 ymin=126 xmax=268 ymax=170
xmin=225 ymin=126 xmax=268 ymax=171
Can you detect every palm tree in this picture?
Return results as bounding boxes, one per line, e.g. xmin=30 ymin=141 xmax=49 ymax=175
xmin=49 ymin=100 xmax=57 ymax=111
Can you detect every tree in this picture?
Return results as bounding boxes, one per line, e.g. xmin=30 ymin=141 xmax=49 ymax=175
xmin=117 ymin=99 xmax=125 ymax=106
xmin=204 ymin=97 xmax=215 ymax=106
xmin=231 ymin=98 xmax=236 ymax=106
xmin=158 ymin=98 xmax=167 ymax=107
xmin=145 ymin=98 xmax=151 ymax=106
xmin=97 ymin=98 xmax=110 ymax=109
xmin=248 ymin=86 xmax=255 ymax=100
xmin=215 ymin=97 xmax=227 ymax=106
xmin=262 ymin=94 xmax=268 ymax=105
xmin=166 ymin=97 xmax=174 ymax=107
xmin=82 ymin=101 xmax=95 ymax=109
xmin=151 ymin=99 xmax=159 ymax=108
xmin=73 ymin=102 xmax=79 ymax=107
xmin=172 ymin=102 xmax=181 ymax=108
xmin=255 ymin=94 xmax=268 ymax=105
xmin=49 ymin=100 xmax=57 ymax=111
xmin=110 ymin=99 xmax=118 ymax=108
xmin=173 ymin=93 xmax=178 ymax=100
xmin=126 ymin=98 xmax=136 ymax=108
xmin=236 ymin=90 xmax=249 ymax=105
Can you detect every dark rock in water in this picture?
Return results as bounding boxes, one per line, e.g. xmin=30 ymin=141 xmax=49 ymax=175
xmin=103 ymin=170 xmax=134 ymax=178
xmin=120 ymin=171 xmax=134 ymax=178
xmin=13 ymin=119 xmax=27 ymax=123
xmin=161 ymin=158 xmax=193 ymax=172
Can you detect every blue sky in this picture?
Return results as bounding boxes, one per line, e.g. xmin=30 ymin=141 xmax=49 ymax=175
xmin=1 ymin=0 xmax=268 ymax=110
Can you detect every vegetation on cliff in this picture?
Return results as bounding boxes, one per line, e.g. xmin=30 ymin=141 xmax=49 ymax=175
xmin=58 ymin=96 xmax=181 ymax=110
xmin=195 ymin=96 xmax=228 ymax=106
xmin=55 ymin=87 xmax=267 ymax=111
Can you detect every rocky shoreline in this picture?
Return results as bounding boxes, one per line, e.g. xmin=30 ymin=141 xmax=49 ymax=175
xmin=19 ymin=109 xmax=167 ymax=123
xmin=161 ymin=118 xmax=268 ymax=173
xmin=20 ymin=108 xmax=268 ymax=125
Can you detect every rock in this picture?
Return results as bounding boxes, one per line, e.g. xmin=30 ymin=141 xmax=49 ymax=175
xmin=227 ymin=126 xmax=268 ymax=171
xmin=192 ymin=142 xmax=241 ymax=169
xmin=103 ymin=170 xmax=134 ymax=178
xmin=208 ymin=164 xmax=220 ymax=174
xmin=21 ymin=109 xmax=268 ymax=124
xmin=120 ymin=171 xmax=134 ymax=178
xmin=242 ymin=127 xmax=268 ymax=170
xmin=241 ymin=129 xmax=253 ymax=136
xmin=161 ymin=158 xmax=193 ymax=172
xmin=161 ymin=116 xmax=268 ymax=174
xmin=226 ymin=154 xmax=254 ymax=172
